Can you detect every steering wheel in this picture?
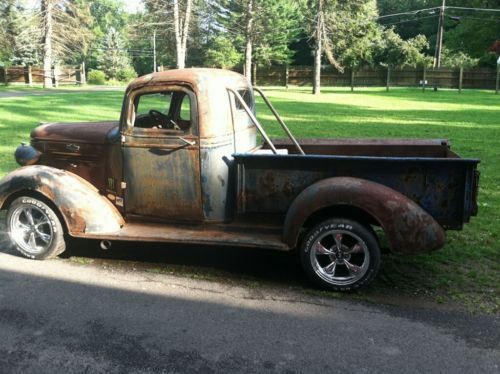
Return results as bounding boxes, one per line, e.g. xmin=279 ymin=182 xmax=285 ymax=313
xmin=149 ymin=109 xmax=169 ymax=128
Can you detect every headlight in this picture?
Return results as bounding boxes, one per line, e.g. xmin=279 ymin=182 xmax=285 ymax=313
xmin=15 ymin=143 xmax=41 ymax=166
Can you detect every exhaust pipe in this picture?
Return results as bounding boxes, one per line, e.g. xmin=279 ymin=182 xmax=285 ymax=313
xmin=100 ymin=240 xmax=112 ymax=250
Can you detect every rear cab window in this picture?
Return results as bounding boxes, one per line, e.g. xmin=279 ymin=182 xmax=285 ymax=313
xmin=234 ymin=89 xmax=254 ymax=112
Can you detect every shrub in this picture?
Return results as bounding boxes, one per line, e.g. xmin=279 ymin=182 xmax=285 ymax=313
xmin=117 ymin=66 xmax=137 ymax=82
xmin=87 ymin=70 xmax=106 ymax=85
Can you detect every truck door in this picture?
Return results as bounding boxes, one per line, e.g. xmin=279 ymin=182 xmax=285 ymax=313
xmin=122 ymin=86 xmax=203 ymax=222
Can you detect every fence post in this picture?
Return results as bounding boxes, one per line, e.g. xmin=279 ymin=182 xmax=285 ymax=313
xmin=350 ymin=69 xmax=354 ymax=92
xmin=496 ymin=64 xmax=499 ymax=95
xmin=458 ymin=67 xmax=463 ymax=93
xmin=285 ymin=65 xmax=289 ymax=89
xmin=25 ymin=66 xmax=33 ymax=86
xmin=386 ymin=67 xmax=391 ymax=91
xmin=422 ymin=67 xmax=427 ymax=92
xmin=52 ymin=66 xmax=59 ymax=88
xmin=4 ymin=67 xmax=8 ymax=85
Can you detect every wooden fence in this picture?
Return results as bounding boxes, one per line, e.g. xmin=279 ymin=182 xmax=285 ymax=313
xmin=2 ymin=64 xmax=499 ymax=92
xmin=0 ymin=65 xmax=84 ymax=86
xmin=255 ymin=66 xmax=499 ymax=92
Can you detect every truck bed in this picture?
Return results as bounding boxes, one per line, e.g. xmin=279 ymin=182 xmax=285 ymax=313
xmin=235 ymin=138 xmax=479 ymax=229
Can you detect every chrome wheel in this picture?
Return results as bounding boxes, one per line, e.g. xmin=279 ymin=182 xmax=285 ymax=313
xmin=301 ymin=218 xmax=381 ymax=291
xmin=310 ymin=230 xmax=370 ymax=286
xmin=9 ymin=204 xmax=54 ymax=255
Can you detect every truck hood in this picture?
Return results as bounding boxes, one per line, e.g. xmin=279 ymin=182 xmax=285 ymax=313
xmin=31 ymin=121 xmax=120 ymax=144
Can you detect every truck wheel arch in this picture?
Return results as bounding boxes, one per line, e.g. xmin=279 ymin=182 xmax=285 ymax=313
xmin=0 ymin=165 xmax=124 ymax=237
xmin=2 ymin=189 xmax=69 ymax=233
xmin=283 ymin=177 xmax=446 ymax=255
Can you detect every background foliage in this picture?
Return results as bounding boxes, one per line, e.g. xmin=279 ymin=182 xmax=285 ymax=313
xmin=0 ymin=0 xmax=498 ymax=79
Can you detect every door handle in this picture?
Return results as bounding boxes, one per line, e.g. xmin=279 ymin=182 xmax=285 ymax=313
xmin=177 ymin=137 xmax=196 ymax=146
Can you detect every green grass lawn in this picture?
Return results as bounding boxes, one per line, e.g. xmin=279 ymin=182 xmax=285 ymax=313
xmin=0 ymin=86 xmax=498 ymax=313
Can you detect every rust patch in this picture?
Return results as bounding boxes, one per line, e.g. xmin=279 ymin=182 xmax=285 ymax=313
xmin=283 ymin=177 xmax=446 ymax=255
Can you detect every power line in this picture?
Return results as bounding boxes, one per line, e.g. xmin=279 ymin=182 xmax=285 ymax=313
xmin=446 ymin=15 xmax=500 ymax=23
xmin=382 ymin=14 xmax=438 ymax=26
xmin=377 ymin=6 xmax=500 ymax=20
xmin=446 ymin=6 xmax=500 ymax=13
xmin=377 ymin=7 xmax=439 ymax=19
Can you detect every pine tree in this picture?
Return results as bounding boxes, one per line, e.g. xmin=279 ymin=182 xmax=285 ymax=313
xmin=1 ymin=1 xmax=40 ymax=66
xmin=97 ymin=27 xmax=131 ymax=79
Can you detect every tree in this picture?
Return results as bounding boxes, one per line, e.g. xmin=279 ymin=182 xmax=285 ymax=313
xmin=253 ymin=0 xmax=305 ymax=67
xmin=1 ymin=1 xmax=40 ymax=66
xmin=173 ymin=0 xmax=193 ymax=68
xmin=326 ymin=0 xmax=380 ymax=69
xmin=97 ymin=27 xmax=132 ymax=79
xmin=374 ymin=28 xmax=431 ymax=68
xmin=212 ymin=0 xmax=304 ymax=82
xmin=440 ymin=47 xmax=478 ymax=69
xmin=141 ymin=0 xmax=195 ymax=69
xmin=40 ymin=0 xmax=94 ymax=87
xmin=309 ymin=0 xmax=380 ymax=94
xmin=41 ymin=0 xmax=54 ymax=87
xmin=243 ymin=0 xmax=253 ymax=79
xmin=377 ymin=0 xmax=499 ymax=60
xmin=205 ymin=35 xmax=242 ymax=68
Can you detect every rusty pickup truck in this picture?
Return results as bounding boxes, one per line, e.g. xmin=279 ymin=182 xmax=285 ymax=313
xmin=0 ymin=68 xmax=480 ymax=291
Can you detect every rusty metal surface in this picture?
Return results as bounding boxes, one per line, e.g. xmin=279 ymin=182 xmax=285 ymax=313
xmin=267 ymin=138 xmax=456 ymax=157
xmin=124 ymin=68 xmax=252 ymax=139
xmin=77 ymin=222 xmax=289 ymax=250
xmin=31 ymin=140 xmax=108 ymax=193
xmin=0 ymin=165 xmax=124 ymax=235
xmin=31 ymin=121 xmax=118 ymax=144
xmin=234 ymin=152 xmax=479 ymax=230
xmin=29 ymin=121 xmax=120 ymax=194
xmin=122 ymin=135 xmax=203 ymax=222
xmin=281 ymin=177 xmax=446 ymax=255
xmin=121 ymin=70 xmax=257 ymax=223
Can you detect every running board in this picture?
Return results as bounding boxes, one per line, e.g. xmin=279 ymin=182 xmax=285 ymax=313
xmin=75 ymin=222 xmax=290 ymax=251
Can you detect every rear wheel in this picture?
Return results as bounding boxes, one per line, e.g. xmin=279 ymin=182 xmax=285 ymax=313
xmin=300 ymin=218 xmax=380 ymax=291
xmin=6 ymin=196 xmax=66 ymax=260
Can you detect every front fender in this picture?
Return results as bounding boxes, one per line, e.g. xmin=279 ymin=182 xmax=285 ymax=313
xmin=283 ymin=177 xmax=446 ymax=255
xmin=0 ymin=165 xmax=124 ymax=236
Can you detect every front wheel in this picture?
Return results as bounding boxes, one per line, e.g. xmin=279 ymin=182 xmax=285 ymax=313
xmin=6 ymin=196 xmax=66 ymax=260
xmin=300 ymin=218 xmax=381 ymax=292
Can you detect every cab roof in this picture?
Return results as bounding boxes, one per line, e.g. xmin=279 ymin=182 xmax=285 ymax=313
xmin=126 ymin=68 xmax=250 ymax=93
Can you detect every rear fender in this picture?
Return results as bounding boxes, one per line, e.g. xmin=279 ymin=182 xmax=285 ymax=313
xmin=0 ymin=165 xmax=124 ymax=236
xmin=283 ymin=177 xmax=446 ymax=255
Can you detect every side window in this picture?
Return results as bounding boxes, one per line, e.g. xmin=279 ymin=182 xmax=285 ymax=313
xmin=133 ymin=90 xmax=193 ymax=134
xmin=179 ymin=95 xmax=191 ymax=121
xmin=235 ymin=89 xmax=254 ymax=111
xmin=136 ymin=92 xmax=172 ymax=116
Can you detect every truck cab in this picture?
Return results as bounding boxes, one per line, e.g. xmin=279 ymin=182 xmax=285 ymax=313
xmin=0 ymin=68 xmax=480 ymax=291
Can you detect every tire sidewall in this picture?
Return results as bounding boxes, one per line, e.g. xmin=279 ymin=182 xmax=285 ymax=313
xmin=300 ymin=218 xmax=381 ymax=292
xmin=6 ymin=196 xmax=65 ymax=260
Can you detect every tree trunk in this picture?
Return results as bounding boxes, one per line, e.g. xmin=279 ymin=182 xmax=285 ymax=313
xmin=312 ymin=0 xmax=323 ymax=95
xmin=41 ymin=0 xmax=53 ymax=88
xmin=80 ymin=61 xmax=86 ymax=85
xmin=181 ymin=0 xmax=192 ymax=68
xmin=244 ymin=0 xmax=254 ymax=82
xmin=173 ymin=0 xmax=192 ymax=69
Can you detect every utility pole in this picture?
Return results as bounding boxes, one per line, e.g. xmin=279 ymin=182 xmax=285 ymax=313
xmin=433 ymin=0 xmax=445 ymax=68
xmin=153 ymin=30 xmax=157 ymax=73
xmin=433 ymin=0 xmax=445 ymax=91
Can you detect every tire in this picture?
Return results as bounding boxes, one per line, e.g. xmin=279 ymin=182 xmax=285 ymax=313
xmin=6 ymin=196 xmax=66 ymax=260
xmin=300 ymin=218 xmax=381 ymax=292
